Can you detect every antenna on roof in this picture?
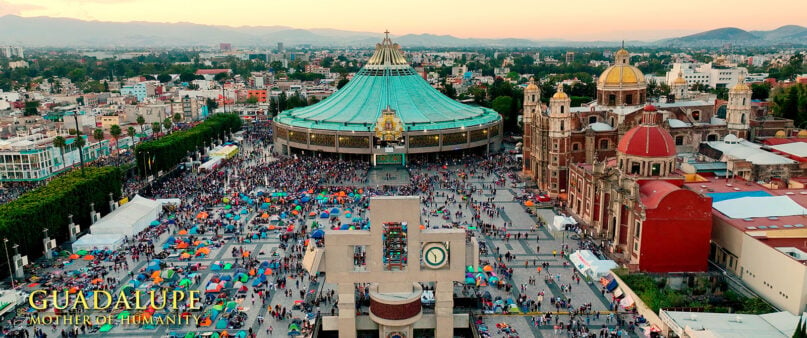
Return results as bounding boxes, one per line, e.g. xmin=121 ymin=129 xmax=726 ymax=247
xmin=621 ymin=40 xmax=625 ymax=49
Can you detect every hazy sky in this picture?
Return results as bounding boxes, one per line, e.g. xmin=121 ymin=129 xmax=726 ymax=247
xmin=1 ymin=0 xmax=805 ymax=40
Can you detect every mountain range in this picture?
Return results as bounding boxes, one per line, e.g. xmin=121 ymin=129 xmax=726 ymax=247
xmin=0 ymin=15 xmax=804 ymax=48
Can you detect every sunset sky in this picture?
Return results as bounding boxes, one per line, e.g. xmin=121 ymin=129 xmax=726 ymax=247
xmin=0 ymin=0 xmax=805 ymax=40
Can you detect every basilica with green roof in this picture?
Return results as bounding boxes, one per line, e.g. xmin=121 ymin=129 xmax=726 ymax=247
xmin=272 ymin=33 xmax=503 ymax=165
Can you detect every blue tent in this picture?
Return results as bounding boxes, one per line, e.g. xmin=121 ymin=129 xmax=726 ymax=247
xmin=150 ymin=220 xmax=161 ymax=226
xmin=300 ymin=196 xmax=311 ymax=203
xmin=240 ymin=209 xmax=248 ymax=214
xmin=310 ymin=229 xmax=325 ymax=239
xmin=320 ymin=212 xmax=329 ymax=218
xmin=339 ymin=224 xmax=350 ymax=230
xmin=261 ymin=203 xmax=269 ymax=209
xmin=330 ymin=208 xmax=340 ymax=214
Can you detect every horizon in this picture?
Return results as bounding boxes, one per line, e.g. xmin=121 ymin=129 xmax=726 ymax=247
xmin=1 ymin=0 xmax=806 ymax=41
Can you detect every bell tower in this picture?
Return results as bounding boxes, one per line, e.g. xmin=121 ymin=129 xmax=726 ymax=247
xmin=726 ymin=77 xmax=752 ymax=139
xmin=671 ymin=71 xmax=688 ymax=100
xmin=547 ymin=83 xmax=572 ymax=196
xmin=522 ymin=77 xmax=540 ymax=175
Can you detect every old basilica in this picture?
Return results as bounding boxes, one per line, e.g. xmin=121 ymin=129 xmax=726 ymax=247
xmin=521 ymin=48 xmax=756 ymax=271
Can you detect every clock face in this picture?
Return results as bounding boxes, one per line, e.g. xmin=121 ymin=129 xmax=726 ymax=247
xmin=424 ymin=244 xmax=447 ymax=269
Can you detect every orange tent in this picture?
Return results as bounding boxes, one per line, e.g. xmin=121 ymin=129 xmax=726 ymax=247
xmin=177 ymin=242 xmax=189 ymax=249
xmin=153 ymin=276 xmax=163 ymax=284
xmin=483 ymin=265 xmax=493 ymax=272
xmin=524 ymin=201 xmax=535 ymax=207
xmin=68 ymin=287 xmax=79 ymax=294
xmin=249 ymin=269 xmax=256 ymax=276
xmin=83 ymin=255 xmax=95 ymax=260
xmin=268 ymin=225 xmax=276 ymax=230
xmin=91 ymin=278 xmax=103 ymax=284
xmin=419 ymin=224 xmax=426 ymax=230
xmin=263 ymin=268 xmax=273 ymax=275
xmin=178 ymin=229 xmax=188 ymax=235
xmin=261 ymin=213 xmax=269 ymax=219
xmin=151 ymin=270 xmax=161 ymax=279
xmin=199 ymin=318 xmax=212 ymax=326
xmin=69 ymin=254 xmax=79 ymax=259
xmin=197 ymin=247 xmax=211 ymax=255
xmin=291 ymin=210 xmax=299 ymax=215
xmin=242 ymin=251 xmax=250 ymax=258
xmin=180 ymin=253 xmax=191 ymax=259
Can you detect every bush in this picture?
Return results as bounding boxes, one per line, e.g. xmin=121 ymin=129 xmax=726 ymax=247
xmin=0 ymin=166 xmax=122 ymax=276
xmin=135 ymin=113 xmax=242 ymax=176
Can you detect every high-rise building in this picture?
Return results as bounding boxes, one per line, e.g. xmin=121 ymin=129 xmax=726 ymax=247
xmin=219 ymin=43 xmax=232 ymax=52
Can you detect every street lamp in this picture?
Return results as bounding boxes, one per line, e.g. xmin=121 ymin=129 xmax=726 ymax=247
xmin=3 ymin=238 xmax=14 ymax=289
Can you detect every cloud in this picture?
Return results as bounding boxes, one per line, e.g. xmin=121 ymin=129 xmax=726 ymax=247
xmin=0 ymin=1 xmax=44 ymax=15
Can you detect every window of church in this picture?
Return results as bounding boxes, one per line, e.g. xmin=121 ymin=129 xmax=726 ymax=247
xmin=572 ymin=143 xmax=580 ymax=151
xmin=589 ymin=116 xmax=597 ymax=124
xmin=630 ymin=162 xmax=641 ymax=175
xmin=608 ymin=95 xmax=616 ymax=106
xmin=707 ymin=134 xmax=718 ymax=142
xmin=675 ymin=136 xmax=684 ymax=146
xmin=625 ymin=94 xmax=633 ymax=105
xmin=692 ymin=111 xmax=701 ymax=121
xmin=600 ymin=140 xmax=609 ymax=150
xmin=651 ymin=163 xmax=661 ymax=176
xmin=635 ymin=221 xmax=641 ymax=238
xmin=741 ymin=114 xmax=746 ymax=124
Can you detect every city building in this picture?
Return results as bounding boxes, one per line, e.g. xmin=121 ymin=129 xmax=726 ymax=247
xmin=303 ymin=196 xmax=478 ymax=337
xmin=565 ymin=106 xmax=714 ymax=272
xmin=660 ymin=310 xmax=805 ymax=337
xmin=0 ymin=46 xmax=24 ymax=58
xmin=683 ymin=175 xmax=807 ymax=314
xmin=273 ymin=33 xmax=502 ymax=164
xmin=120 ymin=83 xmax=151 ymax=102
xmin=0 ymin=134 xmax=109 ymax=181
xmin=666 ymin=62 xmax=749 ymax=89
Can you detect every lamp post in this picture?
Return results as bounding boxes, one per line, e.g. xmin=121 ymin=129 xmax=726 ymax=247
xmin=3 ymin=238 xmax=13 ymax=289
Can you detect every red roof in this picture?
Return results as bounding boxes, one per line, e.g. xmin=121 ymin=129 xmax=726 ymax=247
xmin=639 ymin=180 xmax=683 ymax=208
xmin=195 ymin=69 xmax=231 ymax=75
xmin=617 ymin=125 xmax=676 ymax=157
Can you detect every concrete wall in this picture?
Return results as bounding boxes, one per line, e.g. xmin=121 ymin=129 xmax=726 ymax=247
xmin=739 ymin=233 xmax=807 ymax=314
xmin=610 ymin=272 xmax=671 ymax=336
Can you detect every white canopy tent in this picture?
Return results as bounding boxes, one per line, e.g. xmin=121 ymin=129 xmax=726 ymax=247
xmin=569 ymin=250 xmax=618 ymax=279
xmin=199 ymin=157 xmax=222 ymax=171
xmin=90 ymin=195 xmax=161 ymax=237
xmin=551 ymin=215 xmax=578 ymax=232
xmin=71 ymin=234 xmax=126 ymax=252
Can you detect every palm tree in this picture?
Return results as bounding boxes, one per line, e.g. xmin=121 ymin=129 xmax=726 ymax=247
xmin=163 ymin=118 xmax=172 ymax=134
xmin=109 ymin=125 xmax=122 ymax=159
xmin=127 ymin=126 xmax=136 ymax=146
xmin=52 ymin=136 xmax=66 ymax=168
xmin=74 ymin=134 xmax=86 ymax=173
xmin=136 ymin=115 xmax=146 ymax=135
xmin=93 ymin=128 xmax=104 ymax=159
xmin=151 ymin=122 xmax=161 ymax=134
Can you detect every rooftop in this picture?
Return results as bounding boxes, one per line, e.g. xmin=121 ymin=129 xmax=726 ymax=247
xmin=705 ymin=138 xmax=796 ymax=165
xmin=662 ymin=310 xmax=805 ymax=338
xmin=274 ymin=34 xmax=501 ymax=132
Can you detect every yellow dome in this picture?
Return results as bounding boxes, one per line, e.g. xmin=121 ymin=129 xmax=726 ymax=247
xmin=552 ymin=91 xmax=569 ymax=99
xmin=730 ymin=81 xmax=751 ymax=93
xmin=551 ymin=83 xmax=569 ymax=100
xmin=525 ymin=77 xmax=538 ymax=91
xmin=598 ymin=65 xmax=645 ymax=86
xmin=775 ymin=130 xmax=786 ymax=138
xmin=798 ymin=130 xmax=807 ymax=138
xmin=673 ymin=72 xmax=687 ymax=85
xmin=615 ymin=49 xmax=630 ymax=57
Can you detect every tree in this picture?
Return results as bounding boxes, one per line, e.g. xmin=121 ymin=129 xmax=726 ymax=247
xmin=127 ymin=126 xmax=136 ymax=146
xmin=74 ymin=134 xmax=86 ymax=172
xmin=206 ymin=98 xmax=218 ymax=111
xmin=52 ymin=136 xmax=67 ymax=168
xmin=136 ymin=115 xmax=146 ymax=134
xmin=245 ymin=96 xmax=259 ymax=105
xmin=109 ymin=125 xmax=122 ymax=159
xmin=278 ymin=92 xmax=288 ymax=112
xmin=173 ymin=112 xmax=183 ymax=124
xmin=151 ymin=122 xmax=162 ymax=134
xmin=440 ymin=83 xmax=457 ymax=100
xmin=23 ymin=101 xmax=39 ymax=116
xmin=337 ymin=78 xmax=349 ymax=89
xmin=163 ymin=118 xmax=173 ymax=133
xmin=492 ymin=96 xmax=514 ymax=125
xmin=157 ymin=73 xmax=172 ymax=83
xmin=93 ymin=128 xmax=104 ymax=143
xmin=751 ymin=83 xmax=771 ymax=100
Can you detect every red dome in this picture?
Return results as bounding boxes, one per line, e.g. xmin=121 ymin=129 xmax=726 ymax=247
xmin=643 ymin=104 xmax=657 ymax=112
xmin=617 ymin=125 xmax=676 ymax=157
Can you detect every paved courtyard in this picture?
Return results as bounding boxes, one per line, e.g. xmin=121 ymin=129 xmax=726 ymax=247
xmin=7 ymin=138 xmax=642 ymax=338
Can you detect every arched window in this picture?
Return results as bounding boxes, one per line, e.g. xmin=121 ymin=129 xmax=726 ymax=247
xmin=532 ymin=95 xmax=536 ymax=102
xmin=742 ymin=97 xmax=746 ymax=106
xmin=589 ymin=116 xmax=597 ymax=124
xmin=651 ymin=163 xmax=661 ymax=176
xmin=560 ymin=121 xmax=565 ymax=131
xmin=707 ymin=134 xmax=718 ymax=141
xmin=692 ymin=111 xmax=701 ymax=121
xmin=600 ymin=139 xmax=609 ymax=149
xmin=741 ymin=114 xmax=746 ymax=124
xmin=572 ymin=143 xmax=580 ymax=151
xmin=625 ymin=94 xmax=633 ymax=105
xmin=675 ymin=136 xmax=684 ymax=146
xmin=560 ymin=106 xmax=565 ymax=114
